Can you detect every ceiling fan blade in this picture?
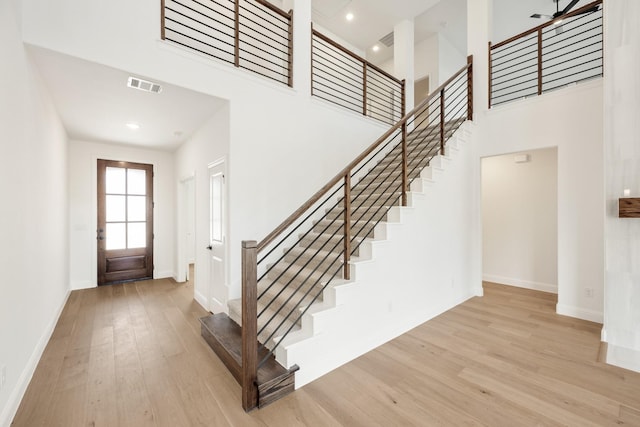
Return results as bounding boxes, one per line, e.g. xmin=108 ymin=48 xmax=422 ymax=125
xmin=530 ymin=13 xmax=552 ymax=19
xmin=562 ymin=0 xmax=580 ymax=15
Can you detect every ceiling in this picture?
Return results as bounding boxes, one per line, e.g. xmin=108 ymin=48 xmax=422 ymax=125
xmin=311 ymin=0 xmax=467 ymax=64
xmin=310 ymin=0 xmax=595 ymax=66
xmin=28 ymin=46 xmax=226 ymax=151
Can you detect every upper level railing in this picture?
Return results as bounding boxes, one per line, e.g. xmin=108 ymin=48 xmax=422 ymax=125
xmin=312 ymin=28 xmax=405 ymax=125
xmin=489 ymin=0 xmax=602 ymax=107
xmin=239 ymin=57 xmax=473 ymax=410
xmin=161 ymin=0 xmax=293 ymax=86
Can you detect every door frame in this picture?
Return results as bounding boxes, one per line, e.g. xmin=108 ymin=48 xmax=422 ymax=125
xmin=207 ymin=157 xmax=229 ymax=314
xmin=177 ymin=172 xmax=196 ymax=284
xmin=97 ymin=159 xmax=154 ymax=285
xmin=90 ymin=155 xmax=156 ymax=287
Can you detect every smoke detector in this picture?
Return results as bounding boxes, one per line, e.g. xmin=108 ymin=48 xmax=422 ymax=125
xmin=127 ymin=76 xmax=162 ymax=94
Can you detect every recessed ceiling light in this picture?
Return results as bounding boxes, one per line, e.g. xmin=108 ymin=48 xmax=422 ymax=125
xmin=346 ymin=12 xmax=354 ymax=21
xmin=372 ymin=45 xmax=380 ymax=52
xmin=126 ymin=122 xmax=140 ymax=130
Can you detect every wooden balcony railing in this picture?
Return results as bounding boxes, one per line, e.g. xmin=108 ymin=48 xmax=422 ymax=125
xmin=240 ymin=57 xmax=473 ymax=410
xmin=489 ymin=0 xmax=602 ymax=107
xmin=311 ymin=28 xmax=405 ymax=125
xmin=161 ymin=0 xmax=293 ymax=86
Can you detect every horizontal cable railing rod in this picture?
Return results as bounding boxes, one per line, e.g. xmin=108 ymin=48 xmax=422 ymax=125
xmin=252 ymin=0 xmax=291 ymax=19
xmin=164 ymin=26 xmax=234 ymax=58
xmin=259 ymin=61 xmax=472 ymax=252
xmin=162 ymin=0 xmax=292 ymax=87
xmin=238 ymin=11 xmax=290 ymax=46
xmin=491 ymin=40 xmax=538 ymax=65
xmin=241 ymin=2 xmax=289 ymax=29
xmin=312 ymin=38 xmax=364 ymax=69
xmin=312 ymin=29 xmax=402 ymax=85
xmin=238 ymin=22 xmax=289 ymax=50
xmin=312 ymin=57 xmax=363 ymax=87
xmin=490 ymin=0 xmax=602 ymax=50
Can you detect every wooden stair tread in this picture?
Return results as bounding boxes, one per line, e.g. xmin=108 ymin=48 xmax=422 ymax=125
xmin=200 ymin=313 xmax=298 ymax=408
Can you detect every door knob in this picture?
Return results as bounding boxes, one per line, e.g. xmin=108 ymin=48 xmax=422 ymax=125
xmin=206 ymin=245 xmax=213 ymax=250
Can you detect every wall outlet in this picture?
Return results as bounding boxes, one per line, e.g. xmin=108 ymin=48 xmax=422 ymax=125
xmin=585 ymin=288 xmax=595 ymax=298
xmin=0 ymin=365 xmax=6 ymax=390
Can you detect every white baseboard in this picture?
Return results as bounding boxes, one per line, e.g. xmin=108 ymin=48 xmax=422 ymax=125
xmin=606 ymin=343 xmax=640 ymax=374
xmin=154 ymin=270 xmax=174 ymax=279
xmin=194 ymin=289 xmax=208 ymax=312
xmin=0 ymin=289 xmax=71 ymax=427
xmin=483 ymin=274 xmax=557 ymax=294
xmin=556 ymin=303 xmax=603 ymax=323
xmin=70 ymin=280 xmax=94 ymax=290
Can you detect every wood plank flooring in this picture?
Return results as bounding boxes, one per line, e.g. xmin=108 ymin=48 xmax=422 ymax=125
xmin=11 ymin=279 xmax=640 ymax=426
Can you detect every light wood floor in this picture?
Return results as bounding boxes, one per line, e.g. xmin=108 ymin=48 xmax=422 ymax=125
xmin=12 ymin=279 xmax=640 ymax=426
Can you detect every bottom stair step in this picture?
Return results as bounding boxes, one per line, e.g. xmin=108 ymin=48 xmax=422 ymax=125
xmin=200 ymin=313 xmax=299 ymax=409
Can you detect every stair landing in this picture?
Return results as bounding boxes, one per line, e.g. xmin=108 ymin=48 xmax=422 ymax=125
xmin=200 ymin=313 xmax=299 ymax=409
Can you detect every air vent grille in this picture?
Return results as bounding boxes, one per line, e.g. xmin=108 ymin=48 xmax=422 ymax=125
xmin=379 ymin=32 xmax=394 ymax=48
xmin=127 ymin=76 xmax=163 ymax=94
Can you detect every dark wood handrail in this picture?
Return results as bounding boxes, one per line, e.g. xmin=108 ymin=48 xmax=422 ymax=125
xmin=491 ymin=0 xmax=602 ymax=50
xmin=312 ymin=29 xmax=403 ymax=85
xmin=257 ymin=58 xmax=473 ymax=252
xmin=253 ymin=0 xmax=291 ymax=20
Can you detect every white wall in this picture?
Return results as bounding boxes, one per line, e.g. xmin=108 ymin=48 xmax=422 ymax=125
xmin=476 ymin=80 xmax=604 ymax=322
xmin=603 ymin=0 xmax=640 ymax=373
xmin=482 ymin=148 xmax=558 ymax=293
xmin=0 ymin=2 xmax=70 ymax=424
xmin=380 ymin=32 xmax=466 ymax=91
xmin=21 ymin=0 xmax=388 ymax=302
xmin=438 ymin=34 xmax=466 ymax=84
xmin=174 ymin=105 xmax=230 ymax=311
xmin=68 ymin=140 xmax=175 ymax=289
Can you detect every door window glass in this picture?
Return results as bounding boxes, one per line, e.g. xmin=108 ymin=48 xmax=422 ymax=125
xmin=105 ymin=167 xmax=148 ymax=250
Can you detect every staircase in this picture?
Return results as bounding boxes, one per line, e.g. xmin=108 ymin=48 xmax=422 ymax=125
xmin=200 ymin=59 xmax=473 ymax=411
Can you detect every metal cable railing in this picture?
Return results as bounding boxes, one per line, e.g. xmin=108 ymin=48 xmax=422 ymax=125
xmin=311 ymin=28 xmax=405 ymax=125
xmin=162 ymin=0 xmax=293 ymax=86
xmin=239 ymin=57 xmax=473 ymax=409
xmin=489 ymin=0 xmax=602 ymax=107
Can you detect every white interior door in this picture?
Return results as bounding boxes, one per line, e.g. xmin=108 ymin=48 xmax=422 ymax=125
xmin=207 ymin=160 xmax=227 ymax=313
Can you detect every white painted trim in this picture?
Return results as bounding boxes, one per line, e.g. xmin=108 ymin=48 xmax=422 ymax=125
xmin=483 ymin=274 xmax=558 ymax=294
xmin=154 ymin=270 xmax=174 ymax=279
xmin=70 ymin=280 xmax=94 ymax=290
xmin=606 ymin=343 xmax=640 ymax=374
xmin=0 ymin=289 xmax=71 ymax=427
xmin=556 ymin=303 xmax=603 ymax=323
xmin=194 ymin=289 xmax=208 ymax=311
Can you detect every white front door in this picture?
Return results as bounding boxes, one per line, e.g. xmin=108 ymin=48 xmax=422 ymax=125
xmin=207 ymin=160 xmax=227 ymax=313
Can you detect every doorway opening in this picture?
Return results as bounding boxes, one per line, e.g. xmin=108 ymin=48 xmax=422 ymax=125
xmin=97 ymin=159 xmax=154 ymax=285
xmin=481 ymin=147 xmax=558 ymax=296
xmin=178 ymin=175 xmax=196 ymax=286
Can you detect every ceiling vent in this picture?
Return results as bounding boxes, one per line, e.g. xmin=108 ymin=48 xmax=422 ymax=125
xmin=127 ymin=76 xmax=162 ymax=94
xmin=379 ymin=32 xmax=394 ymax=48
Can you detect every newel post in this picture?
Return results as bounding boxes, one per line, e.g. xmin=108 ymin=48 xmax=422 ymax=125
xmin=234 ymin=0 xmax=240 ymax=67
xmin=401 ymin=122 xmax=408 ymax=206
xmin=343 ymin=174 xmax=351 ymax=280
xmin=467 ymin=55 xmax=474 ymax=121
xmin=439 ymin=89 xmax=445 ymax=155
xmin=537 ymin=29 xmax=543 ymax=95
xmin=241 ymin=240 xmax=258 ymax=411
xmin=160 ymin=0 xmax=166 ymax=40
xmin=287 ymin=9 xmax=294 ymax=87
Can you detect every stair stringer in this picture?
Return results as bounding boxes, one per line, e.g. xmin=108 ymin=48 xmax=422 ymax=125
xmin=271 ymin=122 xmax=481 ymax=387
